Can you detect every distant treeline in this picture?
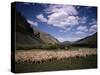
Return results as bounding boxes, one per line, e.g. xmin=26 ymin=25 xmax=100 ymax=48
xmin=71 ymin=44 xmax=97 ymax=48
xmin=16 ymin=43 xmax=71 ymax=50
xmin=16 ymin=43 xmax=97 ymax=50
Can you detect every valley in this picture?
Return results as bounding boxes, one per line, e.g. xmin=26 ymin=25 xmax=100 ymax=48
xmin=14 ymin=9 xmax=97 ymax=73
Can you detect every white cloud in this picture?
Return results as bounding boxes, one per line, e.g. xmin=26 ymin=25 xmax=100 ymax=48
xmin=43 ymin=5 xmax=79 ymax=30
xmin=65 ymin=26 xmax=72 ymax=31
xmin=79 ymin=16 xmax=87 ymax=24
xmin=76 ymin=6 xmax=80 ymax=9
xmin=59 ymin=30 xmax=66 ymax=33
xmin=23 ymin=2 xmax=35 ymax=6
xmin=89 ymin=19 xmax=97 ymax=25
xmin=44 ymin=5 xmax=78 ymax=15
xmin=59 ymin=27 xmax=72 ymax=32
xmin=88 ymin=19 xmax=97 ymax=34
xmin=47 ymin=13 xmax=79 ymax=28
xmin=75 ymin=25 xmax=97 ymax=37
xmin=75 ymin=26 xmax=89 ymax=36
xmin=85 ymin=6 xmax=92 ymax=9
xmin=56 ymin=37 xmax=66 ymax=42
xmin=27 ymin=19 xmax=38 ymax=27
xmin=77 ymin=26 xmax=88 ymax=32
xmin=75 ymin=31 xmax=85 ymax=34
xmin=89 ymin=25 xmax=97 ymax=33
xmin=36 ymin=14 xmax=47 ymax=22
xmin=36 ymin=5 xmax=94 ymax=34
xmin=57 ymin=36 xmax=84 ymax=42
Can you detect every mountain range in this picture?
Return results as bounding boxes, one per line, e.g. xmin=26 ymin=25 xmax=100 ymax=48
xmin=15 ymin=11 xmax=97 ymax=49
xmin=16 ymin=11 xmax=59 ymax=49
xmin=73 ymin=32 xmax=97 ymax=47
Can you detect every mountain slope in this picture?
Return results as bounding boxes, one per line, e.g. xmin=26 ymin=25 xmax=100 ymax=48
xmin=16 ymin=12 xmax=44 ymax=44
xmin=72 ymin=33 xmax=97 ymax=47
xmin=32 ymin=27 xmax=59 ymax=44
xmin=40 ymin=31 xmax=59 ymax=44
xmin=15 ymin=11 xmax=59 ymax=49
xmin=59 ymin=41 xmax=72 ymax=47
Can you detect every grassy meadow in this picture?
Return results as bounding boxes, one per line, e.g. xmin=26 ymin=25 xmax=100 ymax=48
xmin=15 ymin=48 xmax=97 ymax=73
xmin=15 ymin=55 xmax=97 ymax=73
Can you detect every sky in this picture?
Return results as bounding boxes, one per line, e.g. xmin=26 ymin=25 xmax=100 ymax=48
xmin=15 ymin=2 xmax=97 ymax=42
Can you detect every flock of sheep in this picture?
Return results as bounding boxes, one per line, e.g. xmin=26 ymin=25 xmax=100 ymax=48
xmin=15 ymin=48 xmax=97 ymax=64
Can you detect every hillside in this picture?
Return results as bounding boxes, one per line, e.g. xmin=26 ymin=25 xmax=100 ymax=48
xmin=15 ymin=11 xmax=59 ymax=50
xmin=59 ymin=41 xmax=72 ymax=48
xmin=32 ymin=27 xmax=59 ymax=44
xmin=72 ymin=33 xmax=97 ymax=48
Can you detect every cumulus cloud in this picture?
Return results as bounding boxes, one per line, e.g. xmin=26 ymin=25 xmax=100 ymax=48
xmin=75 ymin=31 xmax=85 ymax=34
xmin=42 ymin=5 xmax=79 ymax=30
xmin=56 ymin=37 xmax=66 ymax=42
xmin=47 ymin=13 xmax=79 ymax=28
xmin=76 ymin=6 xmax=80 ymax=9
xmin=88 ymin=19 xmax=97 ymax=34
xmin=85 ymin=6 xmax=92 ymax=9
xmin=36 ymin=4 xmax=95 ymax=34
xmin=76 ymin=24 xmax=97 ymax=36
xmin=89 ymin=19 xmax=97 ymax=25
xmin=44 ymin=5 xmax=78 ymax=15
xmin=27 ymin=19 xmax=38 ymax=27
xmin=89 ymin=25 xmax=97 ymax=33
xmin=23 ymin=2 xmax=35 ymax=5
xmin=75 ymin=26 xmax=89 ymax=36
xmin=36 ymin=14 xmax=47 ymax=22
xmin=77 ymin=26 xmax=88 ymax=32
xmin=59 ymin=30 xmax=66 ymax=33
xmin=79 ymin=16 xmax=87 ymax=24
xmin=57 ymin=36 xmax=84 ymax=42
xmin=59 ymin=27 xmax=72 ymax=32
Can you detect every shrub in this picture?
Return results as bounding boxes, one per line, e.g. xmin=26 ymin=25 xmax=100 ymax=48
xmin=41 ymin=44 xmax=59 ymax=50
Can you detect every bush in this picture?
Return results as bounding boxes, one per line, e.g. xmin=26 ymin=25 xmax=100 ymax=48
xmin=59 ymin=45 xmax=65 ymax=49
xmin=16 ymin=43 xmax=71 ymax=50
xmin=16 ymin=44 xmax=42 ymax=50
xmin=40 ymin=44 xmax=59 ymax=50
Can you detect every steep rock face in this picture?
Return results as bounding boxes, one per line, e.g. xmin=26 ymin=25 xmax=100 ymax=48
xmin=15 ymin=11 xmax=59 ymax=49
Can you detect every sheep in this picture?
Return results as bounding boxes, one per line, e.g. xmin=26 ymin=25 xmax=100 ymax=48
xmin=15 ymin=48 xmax=97 ymax=64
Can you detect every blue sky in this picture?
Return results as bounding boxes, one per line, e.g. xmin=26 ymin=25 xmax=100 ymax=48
xmin=16 ymin=2 xmax=97 ymax=42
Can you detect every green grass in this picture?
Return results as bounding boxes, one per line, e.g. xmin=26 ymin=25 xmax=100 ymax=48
xmin=15 ymin=55 xmax=97 ymax=73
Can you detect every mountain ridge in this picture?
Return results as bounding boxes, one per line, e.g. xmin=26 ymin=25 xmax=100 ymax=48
xmin=16 ymin=11 xmax=59 ymax=49
xmin=72 ymin=32 xmax=97 ymax=48
xmin=59 ymin=32 xmax=97 ymax=48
